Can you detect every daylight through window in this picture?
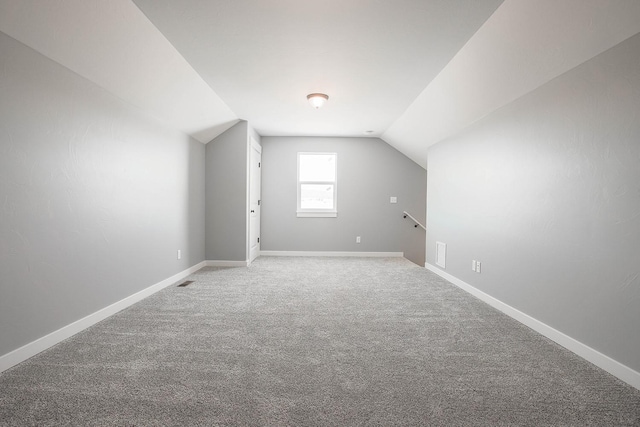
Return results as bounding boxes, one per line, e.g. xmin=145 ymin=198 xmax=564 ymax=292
xmin=297 ymin=153 xmax=337 ymax=217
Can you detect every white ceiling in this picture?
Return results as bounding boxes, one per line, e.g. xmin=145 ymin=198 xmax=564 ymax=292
xmin=2 ymin=1 xmax=640 ymax=169
xmin=0 ymin=0 xmax=238 ymax=143
xmin=383 ymin=0 xmax=640 ymax=167
xmin=131 ymin=0 xmax=503 ymax=140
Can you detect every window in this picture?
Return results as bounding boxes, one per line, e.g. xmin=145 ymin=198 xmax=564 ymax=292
xmin=297 ymin=152 xmax=337 ymax=217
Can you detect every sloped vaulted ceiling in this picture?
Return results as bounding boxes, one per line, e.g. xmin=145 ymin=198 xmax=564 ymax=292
xmin=2 ymin=0 xmax=640 ymax=168
xmin=131 ymin=0 xmax=503 ymax=142
xmin=382 ymin=0 xmax=640 ymax=167
xmin=0 ymin=0 xmax=239 ymax=143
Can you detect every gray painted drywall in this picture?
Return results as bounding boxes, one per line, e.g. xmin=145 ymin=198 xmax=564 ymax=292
xmin=205 ymin=121 xmax=261 ymax=261
xmin=426 ymin=33 xmax=640 ymax=372
xmin=260 ymin=137 xmax=426 ymax=265
xmin=0 ymin=32 xmax=205 ymax=358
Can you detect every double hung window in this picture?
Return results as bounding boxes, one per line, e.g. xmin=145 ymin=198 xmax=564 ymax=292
xmin=297 ymin=152 xmax=337 ymax=217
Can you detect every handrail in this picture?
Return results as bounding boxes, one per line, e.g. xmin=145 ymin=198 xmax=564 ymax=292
xmin=403 ymin=211 xmax=426 ymax=231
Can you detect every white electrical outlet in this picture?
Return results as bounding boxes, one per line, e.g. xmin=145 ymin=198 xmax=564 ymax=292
xmin=356 ymin=236 xmax=361 ymax=243
xmin=177 ymin=249 xmax=181 ymax=260
xmin=390 ymin=196 xmax=397 ymax=204
xmin=472 ymin=260 xmax=477 ymax=271
xmin=476 ymin=261 xmax=481 ymax=273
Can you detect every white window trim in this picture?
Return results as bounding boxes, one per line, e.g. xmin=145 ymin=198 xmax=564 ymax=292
xmin=297 ymin=152 xmax=337 ymax=218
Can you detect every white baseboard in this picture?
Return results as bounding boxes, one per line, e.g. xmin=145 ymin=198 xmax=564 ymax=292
xmin=425 ymin=263 xmax=640 ymax=391
xmin=260 ymin=251 xmax=404 ymax=258
xmin=206 ymin=260 xmax=249 ymax=267
xmin=0 ymin=261 xmax=207 ymax=374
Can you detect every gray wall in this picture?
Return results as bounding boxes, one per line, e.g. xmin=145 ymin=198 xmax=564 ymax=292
xmin=261 ymin=137 xmax=426 ymax=265
xmin=0 ymin=32 xmax=205 ymax=357
xmin=426 ymin=33 xmax=640 ymax=372
xmin=205 ymin=121 xmax=261 ymax=261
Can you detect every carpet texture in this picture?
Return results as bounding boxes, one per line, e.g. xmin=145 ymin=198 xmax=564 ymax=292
xmin=1 ymin=256 xmax=639 ymax=426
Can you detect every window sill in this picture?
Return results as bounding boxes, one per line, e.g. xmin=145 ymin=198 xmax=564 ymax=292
xmin=297 ymin=211 xmax=338 ymax=218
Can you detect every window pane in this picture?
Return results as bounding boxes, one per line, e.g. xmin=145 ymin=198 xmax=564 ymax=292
xmin=300 ymin=184 xmax=334 ymax=209
xmin=299 ymin=154 xmax=336 ymax=182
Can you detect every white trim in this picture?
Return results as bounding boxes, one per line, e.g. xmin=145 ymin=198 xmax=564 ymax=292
xmin=249 ymin=136 xmax=262 ymax=264
xmin=296 ymin=211 xmax=337 ymax=218
xmin=0 ymin=261 xmax=207 ymax=374
xmin=425 ymin=262 xmax=640 ymax=391
xmin=206 ymin=260 xmax=249 ymax=267
xmin=250 ymin=136 xmax=262 ymax=153
xmin=260 ymin=251 xmax=404 ymax=258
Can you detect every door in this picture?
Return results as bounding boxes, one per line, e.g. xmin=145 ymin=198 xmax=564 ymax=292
xmin=249 ymin=138 xmax=262 ymax=263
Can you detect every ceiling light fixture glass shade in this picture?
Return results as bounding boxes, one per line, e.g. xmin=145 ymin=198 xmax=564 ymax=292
xmin=307 ymin=93 xmax=329 ymax=109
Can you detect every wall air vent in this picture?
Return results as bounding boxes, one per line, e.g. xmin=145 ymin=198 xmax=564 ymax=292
xmin=436 ymin=242 xmax=446 ymax=269
xmin=177 ymin=280 xmax=194 ymax=287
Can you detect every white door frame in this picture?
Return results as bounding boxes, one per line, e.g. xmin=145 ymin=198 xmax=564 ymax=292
xmin=249 ymin=138 xmax=262 ymax=263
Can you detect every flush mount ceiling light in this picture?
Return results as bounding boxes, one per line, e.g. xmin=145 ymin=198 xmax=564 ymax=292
xmin=307 ymin=93 xmax=329 ymax=109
